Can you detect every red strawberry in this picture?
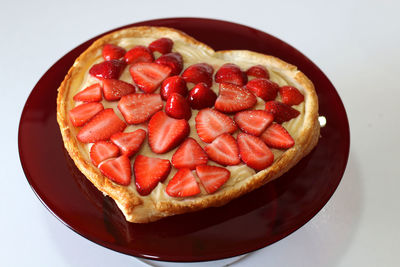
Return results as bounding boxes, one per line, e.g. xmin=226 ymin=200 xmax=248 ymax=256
xmin=99 ymin=155 xmax=132 ymax=186
xmin=155 ymin=52 xmax=183 ymax=76
xmin=195 ymin=108 xmax=237 ymax=143
xmin=245 ymin=78 xmax=278 ymax=101
xmin=134 ymin=155 xmax=171 ymax=196
xmin=148 ymin=111 xmax=190 ymax=154
xmin=110 ymin=129 xmax=146 ymax=157
xmin=171 ymin=138 xmax=208 ymax=170
xmin=90 ymin=141 xmax=120 ymax=167
xmin=102 ymin=44 xmax=126 ymax=61
xmin=77 ymin=108 xmax=126 ymax=143
xmin=234 ymin=110 xmax=274 ymax=136
xmin=264 ymin=101 xmax=300 ymax=123
xmin=188 ymin=82 xmax=217 ymax=109
xmin=181 ymin=63 xmax=214 ymax=87
xmin=130 ymin=62 xmax=172 ymax=93
xmin=73 ymin=83 xmax=102 ymax=102
xmin=246 ymin=65 xmax=269 ymax=79
xmin=237 ymin=133 xmax=274 ymax=171
xmin=124 ymin=45 xmax=154 ymax=64
xmin=102 ymin=79 xmax=135 ymax=101
xmin=204 ymin=133 xmax=240 ymax=166
xmin=215 ymin=63 xmax=247 ymax=86
xmin=196 ymin=165 xmax=230 ymax=194
xmin=68 ymin=102 xmax=104 ymax=127
xmin=166 ymin=168 xmax=200 ymax=197
xmin=261 ymin=123 xmax=295 ymax=149
xmin=160 ymin=75 xmax=188 ymax=100
xmin=215 ymin=83 xmax=257 ymax=113
xmin=165 ymin=93 xmax=192 ymax=120
xmin=89 ymin=59 xmax=125 ymax=80
xmin=279 ymin=86 xmax=304 ymax=106
xmin=118 ymin=93 xmax=163 ymax=124
xmin=149 ymin=37 xmax=173 ymax=54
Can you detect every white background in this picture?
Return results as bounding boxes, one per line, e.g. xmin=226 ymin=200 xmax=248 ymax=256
xmin=1 ymin=0 xmax=399 ymax=266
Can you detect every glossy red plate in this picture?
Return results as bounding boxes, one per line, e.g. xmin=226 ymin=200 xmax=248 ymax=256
xmin=18 ymin=18 xmax=350 ymax=262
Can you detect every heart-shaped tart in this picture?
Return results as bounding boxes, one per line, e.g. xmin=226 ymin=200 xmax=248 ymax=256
xmin=57 ymin=26 xmax=320 ymax=223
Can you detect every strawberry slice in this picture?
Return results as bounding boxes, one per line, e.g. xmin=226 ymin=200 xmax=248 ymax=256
xmin=165 ymin=93 xmax=192 ymax=120
xmin=99 ymin=155 xmax=132 ymax=186
xmin=130 ymin=62 xmax=172 ymax=93
xmin=155 ymin=52 xmax=183 ymax=76
xmin=124 ymin=45 xmax=154 ymax=64
xmin=215 ymin=83 xmax=257 ymax=113
xmin=195 ymin=108 xmax=237 ymax=143
xmin=102 ymin=79 xmax=135 ymax=101
xmin=73 ymin=83 xmax=102 ymax=102
xmin=77 ymin=108 xmax=126 ymax=143
xmin=149 ymin=37 xmax=173 ymax=54
xmin=264 ymin=101 xmax=300 ymax=123
xmin=90 ymin=141 xmax=120 ymax=167
xmin=188 ymin=82 xmax=217 ymax=110
xmin=215 ymin=63 xmax=247 ymax=86
xmin=172 ymin=138 xmax=208 ymax=170
xmin=134 ymin=155 xmax=171 ymax=196
xmin=102 ymin=44 xmax=126 ymax=61
xmin=279 ymin=85 xmax=304 ymax=106
xmin=89 ymin=59 xmax=125 ymax=80
xmin=148 ymin=111 xmax=190 ymax=154
xmin=237 ymin=133 xmax=274 ymax=171
xmin=261 ymin=123 xmax=295 ymax=149
xmin=118 ymin=93 xmax=163 ymax=124
xmin=245 ymin=78 xmax=278 ymax=101
xmin=166 ymin=168 xmax=200 ymax=197
xmin=234 ymin=110 xmax=274 ymax=136
xmin=160 ymin=75 xmax=188 ymax=100
xmin=68 ymin=102 xmax=104 ymax=127
xmin=110 ymin=129 xmax=146 ymax=157
xmin=181 ymin=63 xmax=214 ymax=87
xmin=204 ymin=133 xmax=240 ymax=166
xmin=246 ymin=65 xmax=269 ymax=79
xmin=196 ymin=165 xmax=230 ymax=194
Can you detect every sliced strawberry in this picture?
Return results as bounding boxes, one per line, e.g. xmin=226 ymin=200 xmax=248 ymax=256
xmin=246 ymin=65 xmax=269 ymax=79
xmin=237 ymin=133 xmax=274 ymax=171
xmin=215 ymin=83 xmax=257 ymax=113
xmin=245 ymin=78 xmax=278 ymax=101
xmin=155 ymin=52 xmax=183 ymax=76
xmin=99 ymin=155 xmax=131 ymax=186
xmin=68 ymin=102 xmax=104 ymax=127
xmin=279 ymin=85 xmax=304 ymax=106
xmin=118 ymin=93 xmax=163 ymax=124
xmin=195 ymin=108 xmax=237 ymax=143
xmin=102 ymin=44 xmax=126 ymax=61
xmin=166 ymin=168 xmax=200 ymax=197
xmin=264 ymin=101 xmax=300 ymax=123
xmin=188 ymin=82 xmax=217 ymax=109
xmin=89 ymin=59 xmax=125 ymax=80
xmin=130 ymin=62 xmax=172 ymax=93
xmin=165 ymin=93 xmax=192 ymax=120
xmin=171 ymin=138 xmax=208 ymax=170
xmin=148 ymin=111 xmax=190 ymax=154
xmin=181 ymin=63 xmax=214 ymax=87
xmin=196 ymin=165 xmax=230 ymax=194
xmin=261 ymin=123 xmax=295 ymax=149
xmin=160 ymin=75 xmax=188 ymax=100
xmin=77 ymin=108 xmax=126 ymax=143
xmin=134 ymin=155 xmax=171 ymax=196
xmin=73 ymin=83 xmax=102 ymax=102
xmin=110 ymin=129 xmax=146 ymax=157
xmin=90 ymin=141 xmax=120 ymax=167
xmin=204 ymin=133 xmax=240 ymax=166
xmin=149 ymin=37 xmax=173 ymax=54
xmin=215 ymin=63 xmax=246 ymax=86
xmin=234 ymin=110 xmax=274 ymax=136
xmin=124 ymin=45 xmax=154 ymax=64
xmin=102 ymin=79 xmax=135 ymax=101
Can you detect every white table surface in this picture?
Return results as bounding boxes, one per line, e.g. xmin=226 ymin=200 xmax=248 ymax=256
xmin=2 ymin=0 xmax=399 ymax=266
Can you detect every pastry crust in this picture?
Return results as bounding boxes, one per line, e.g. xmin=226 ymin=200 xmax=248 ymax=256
xmin=57 ymin=26 xmax=320 ymax=223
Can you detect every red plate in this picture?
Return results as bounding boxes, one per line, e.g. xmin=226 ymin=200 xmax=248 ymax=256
xmin=18 ymin=18 xmax=349 ymax=262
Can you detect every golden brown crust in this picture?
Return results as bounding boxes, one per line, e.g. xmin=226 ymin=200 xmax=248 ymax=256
xmin=57 ymin=26 xmax=320 ymax=223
